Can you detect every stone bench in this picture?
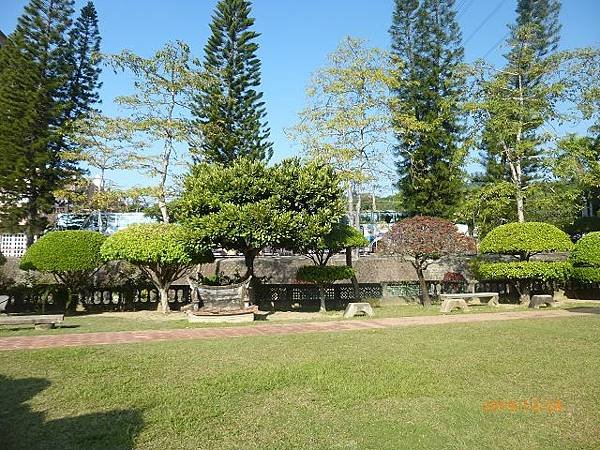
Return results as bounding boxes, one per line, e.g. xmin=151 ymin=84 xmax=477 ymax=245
xmin=440 ymin=292 xmax=500 ymax=307
xmin=440 ymin=299 xmax=469 ymax=314
xmin=528 ymin=295 xmax=556 ymax=309
xmin=343 ymin=302 xmax=374 ymax=319
xmin=0 ymin=314 xmax=64 ymax=330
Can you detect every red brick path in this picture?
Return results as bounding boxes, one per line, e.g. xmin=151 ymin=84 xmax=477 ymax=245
xmin=0 ymin=309 xmax=584 ymax=351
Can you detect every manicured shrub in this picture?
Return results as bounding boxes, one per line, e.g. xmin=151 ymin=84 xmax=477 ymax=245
xmin=378 ymin=216 xmax=476 ymax=306
xmin=479 ymin=222 xmax=573 ymax=260
xmin=569 ymin=232 xmax=600 ymax=283
xmin=101 ymin=224 xmax=213 ymax=313
xmin=475 ymin=261 xmax=572 ymax=282
xmin=20 ymin=231 xmax=106 ymax=309
xmin=477 ymin=222 xmax=574 ymax=303
xmin=297 ymin=265 xmax=355 ymax=312
xmin=569 ymin=232 xmax=600 ymax=268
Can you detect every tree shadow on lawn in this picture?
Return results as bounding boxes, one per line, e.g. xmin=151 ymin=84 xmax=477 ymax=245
xmin=0 ymin=374 xmax=143 ymax=450
xmin=564 ymin=306 xmax=600 ymax=315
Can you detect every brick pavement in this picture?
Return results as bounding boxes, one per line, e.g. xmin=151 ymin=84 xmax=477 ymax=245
xmin=0 ymin=309 xmax=585 ymax=351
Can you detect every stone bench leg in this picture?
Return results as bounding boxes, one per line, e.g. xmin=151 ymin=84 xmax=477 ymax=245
xmin=440 ymin=299 xmax=469 ymax=314
xmin=35 ymin=323 xmax=55 ymax=330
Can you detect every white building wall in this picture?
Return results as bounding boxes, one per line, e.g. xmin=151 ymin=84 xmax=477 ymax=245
xmin=0 ymin=233 xmax=27 ymax=257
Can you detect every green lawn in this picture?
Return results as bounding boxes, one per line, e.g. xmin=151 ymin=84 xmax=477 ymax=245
xmin=1 ymin=313 xmax=599 ymax=449
xmin=0 ymin=302 xmax=583 ymax=337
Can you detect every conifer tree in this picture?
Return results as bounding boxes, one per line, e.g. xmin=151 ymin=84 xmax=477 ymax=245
xmin=0 ymin=0 xmax=99 ymax=245
xmin=389 ymin=0 xmax=465 ymax=218
xmin=67 ymin=0 xmax=102 ymax=119
xmin=192 ymin=0 xmax=272 ymax=163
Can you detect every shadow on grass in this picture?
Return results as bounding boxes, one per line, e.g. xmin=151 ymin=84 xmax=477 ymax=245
xmin=564 ymin=306 xmax=600 ymax=315
xmin=0 ymin=324 xmax=81 ymax=332
xmin=0 ymin=374 xmax=143 ymax=450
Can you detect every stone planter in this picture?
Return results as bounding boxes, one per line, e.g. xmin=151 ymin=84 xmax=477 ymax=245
xmin=186 ymin=306 xmax=258 ymax=323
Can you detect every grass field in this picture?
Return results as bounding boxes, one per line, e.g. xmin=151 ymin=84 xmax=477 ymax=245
xmin=1 ymin=313 xmax=599 ymax=449
xmin=0 ymin=302 xmax=587 ymax=337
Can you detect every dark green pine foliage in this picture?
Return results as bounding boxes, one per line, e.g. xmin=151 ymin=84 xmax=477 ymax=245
xmin=482 ymin=0 xmax=561 ymax=182
xmin=390 ymin=0 xmax=465 ymax=218
xmin=0 ymin=0 xmax=80 ymax=245
xmin=66 ymin=0 xmax=102 ymax=119
xmin=192 ymin=0 xmax=272 ymax=164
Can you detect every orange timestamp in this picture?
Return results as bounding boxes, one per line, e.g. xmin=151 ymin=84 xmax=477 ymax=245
xmin=482 ymin=399 xmax=563 ymax=413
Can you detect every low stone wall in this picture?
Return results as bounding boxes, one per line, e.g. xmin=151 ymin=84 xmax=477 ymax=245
xmin=200 ymin=254 xmax=474 ymax=284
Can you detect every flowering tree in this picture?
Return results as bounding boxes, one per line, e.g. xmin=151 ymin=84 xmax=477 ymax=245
xmin=378 ymin=216 xmax=476 ymax=306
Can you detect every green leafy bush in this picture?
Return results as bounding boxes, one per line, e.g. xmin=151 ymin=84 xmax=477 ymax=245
xmin=475 ymin=261 xmax=572 ymax=282
xmin=101 ymin=224 xmax=213 ymax=313
xmin=20 ymin=231 xmax=106 ymax=273
xmin=19 ymin=231 xmax=106 ymax=310
xmin=569 ymin=231 xmax=600 ymax=268
xmin=569 ymin=232 xmax=600 ymax=283
xmin=571 ymin=267 xmax=600 ymax=283
xmin=0 ymin=250 xmax=5 ymax=266
xmin=296 ymin=265 xmax=355 ymax=284
xmin=479 ymin=222 xmax=573 ymax=259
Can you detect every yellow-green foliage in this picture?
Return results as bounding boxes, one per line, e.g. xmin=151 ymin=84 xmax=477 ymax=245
xmin=100 ymin=224 xmax=213 ymax=266
xmin=475 ymin=261 xmax=572 ymax=282
xmin=479 ymin=222 xmax=573 ymax=257
xmin=569 ymin=232 xmax=600 ymax=282
xmin=20 ymin=231 xmax=106 ymax=273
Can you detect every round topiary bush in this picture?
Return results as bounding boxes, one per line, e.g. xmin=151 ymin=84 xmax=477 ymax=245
xmin=569 ymin=231 xmax=600 ymax=282
xmin=20 ymin=231 xmax=106 ymax=309
xmin=101 ymin=224 xmax=214 ymax=313
xmin=297 ymin=265 xmax=355 ymax=312
xmin=479 ymin=222 xmax=573 ymax=260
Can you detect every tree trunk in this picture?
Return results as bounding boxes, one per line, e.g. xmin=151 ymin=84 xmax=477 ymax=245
xmin=318 ymin=285 xmax=326 ymax=313
xmin=517 ymin=281 xmax=531 ymax=305
xmin=157 ymin=287 xmax=170 ymax=313
xmin=416 ymin=265 xmax=431 ymax=307
xmin=346 ymin=182 xmax=354 ymax=227
xmin=346 ymin=247 xmax=360 ymax=300
xmin=158 ymin=200 xmax=169 ymax=223
xmin=243 ymin=250 xmax=258 ymax=280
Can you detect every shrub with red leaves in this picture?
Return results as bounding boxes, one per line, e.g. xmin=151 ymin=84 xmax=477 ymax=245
xmin=378 ymin=216 xmax=476 ymax=306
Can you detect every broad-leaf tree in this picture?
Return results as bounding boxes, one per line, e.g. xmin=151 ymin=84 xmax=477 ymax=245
xmin=178 ymin=157 xmax=345 ymax=280
xmin=288 ymin=36 xmax=395 ymax=228
xmin=378 ymin=216 xmax=476 ymax=306
xmin=107 ymin=41 xmax=208 ymax=223
xmin=101 ymin=224 xmax=214 ymax=313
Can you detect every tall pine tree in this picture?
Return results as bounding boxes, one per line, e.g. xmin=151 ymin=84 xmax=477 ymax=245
xmin=192 ymin=0 xmax=272 ymax=164
xmin=67 ymin=0 xmax=102 ymax=119
xmin=482 ymin=0 xmax=561 ymax=182
xmin=390 ymin=0 xmax=465 ymax=218
xmin=0 ymin=0 xmax=101 ymax=245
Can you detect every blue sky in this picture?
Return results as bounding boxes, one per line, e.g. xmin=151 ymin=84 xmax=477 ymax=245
xmin=1 ymin=0 xmax=599 ymax=190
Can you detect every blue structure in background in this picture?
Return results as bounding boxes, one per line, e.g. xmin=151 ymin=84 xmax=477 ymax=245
xmin=53 ymin=212 xmax=156 ymax=235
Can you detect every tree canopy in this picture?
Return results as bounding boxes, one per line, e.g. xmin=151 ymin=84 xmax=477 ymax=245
xmin=178 ymin=157 xmax=345 ymax=279
xmin=479 ymin=222 xmax=573 ymax=260
xmin=378 ymin=216 xmax=476 ymax=305
xmin=101 ymin=223 xmax=214 ymax=313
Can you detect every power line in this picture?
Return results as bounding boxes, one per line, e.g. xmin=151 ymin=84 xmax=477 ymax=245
xmin=463 ymin=0 xmax=508 ymax=46
xmin=457 ymin=0 xmax=476 ymax=18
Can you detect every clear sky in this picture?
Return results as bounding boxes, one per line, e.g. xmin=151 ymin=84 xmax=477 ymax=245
xmin=1 ymin=0 xmax=599 ymax=189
